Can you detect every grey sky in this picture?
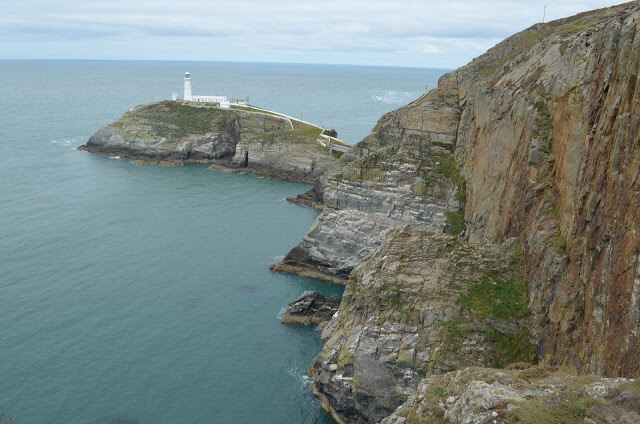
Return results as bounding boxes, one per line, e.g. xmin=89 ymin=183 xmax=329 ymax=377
xmin=0 ymin=0 xmax=625 ymax=67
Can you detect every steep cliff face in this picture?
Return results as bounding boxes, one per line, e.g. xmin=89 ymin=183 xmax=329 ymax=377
xmin=279 ymin=3 xmax=640 ymax=423
xmin=79 ymin=101 xmax=336 ymax=183
xmin=451 ymin=3 xmax=640 ymax=376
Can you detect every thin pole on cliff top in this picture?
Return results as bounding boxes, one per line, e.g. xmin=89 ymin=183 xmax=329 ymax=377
xmin=543 ymin=5 xmax=547 ymax=23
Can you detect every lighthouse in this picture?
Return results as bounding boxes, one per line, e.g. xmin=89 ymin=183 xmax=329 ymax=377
xmin=181 ymin=72 xmax=232 ymax=108
xmin=184 ymin=72 xmax=192 ymax=101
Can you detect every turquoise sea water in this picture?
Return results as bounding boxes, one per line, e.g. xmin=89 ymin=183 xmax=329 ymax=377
xmin=0 ymin=61 xmax=446 ymax=423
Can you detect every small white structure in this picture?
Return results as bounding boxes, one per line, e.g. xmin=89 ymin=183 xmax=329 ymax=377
xmin=192 ymin=95 xmax=230 ymax=108
xmin=183 ymin=72 xmax=231 ymax=109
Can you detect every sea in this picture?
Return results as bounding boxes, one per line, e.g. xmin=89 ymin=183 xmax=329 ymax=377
xmin=0 ymin=60 xmax=446 ymax=424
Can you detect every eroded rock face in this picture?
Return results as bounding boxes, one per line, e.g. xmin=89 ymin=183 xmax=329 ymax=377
xmin=281 ymin=291 xmax=340 ymax=327
xmin=310 ymin=228 xmax=535 ymax=423
xmin=79 ymin=101 xmax=336 ymax=183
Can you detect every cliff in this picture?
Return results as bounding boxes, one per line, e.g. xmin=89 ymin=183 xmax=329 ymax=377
xmin=277 ymin=2 xmax=640 ymax=423
xmin=79 ymin=101 xmax=337 ymax=183
xmin=309 ymin=228 xmax=535 ymax=423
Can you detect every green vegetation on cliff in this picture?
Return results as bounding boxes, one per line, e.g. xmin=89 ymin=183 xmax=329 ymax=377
xmin=113 ymin=101 xmax=234 ymax=142
xmin=456 ymin=270 xmax=528 ymax=320
xmin=432 ymin=155 xmax=466 ymax=236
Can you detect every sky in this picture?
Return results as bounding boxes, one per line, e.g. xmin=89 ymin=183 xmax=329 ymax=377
xmin=0 ymin=0 xmax=628 ymax=68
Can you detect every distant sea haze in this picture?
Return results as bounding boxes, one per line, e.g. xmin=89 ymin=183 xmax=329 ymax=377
xmin=0 ymin=60 xmax=446 ymax=423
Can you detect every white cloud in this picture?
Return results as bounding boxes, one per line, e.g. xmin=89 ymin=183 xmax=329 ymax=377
xmin=0 ymin=0 xmax=627 ymax=67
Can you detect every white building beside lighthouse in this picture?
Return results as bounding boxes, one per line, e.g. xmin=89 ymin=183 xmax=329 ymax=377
xmin=183 ymin=72 xmax=231 ymax=109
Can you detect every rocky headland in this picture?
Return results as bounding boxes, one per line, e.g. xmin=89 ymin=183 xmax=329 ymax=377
xmin=276 ymin=2 xmax=640 ymax=423
xmin=79 ymin=101 xmax=339 ymax=183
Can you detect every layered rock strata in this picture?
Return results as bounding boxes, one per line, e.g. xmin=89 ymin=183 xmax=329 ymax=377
xmin=79 ymin=101 xmax=336 ymax=183
xmin=275 ymin=73 xmax=464 ymax=282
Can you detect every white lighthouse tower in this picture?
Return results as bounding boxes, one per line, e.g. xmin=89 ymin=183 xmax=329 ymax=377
xmin=184 ymin=72 xmax=192 ymax=101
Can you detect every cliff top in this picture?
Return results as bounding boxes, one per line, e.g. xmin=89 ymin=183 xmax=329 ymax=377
xmin=464 ymin=1 xmax=639 ymax=83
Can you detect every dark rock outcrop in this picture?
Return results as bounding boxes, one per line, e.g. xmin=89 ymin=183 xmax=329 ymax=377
xmin=281 ymin=291 xmax=340 ymax=327
xmin=323 ymin=129 xmax=338 ymax=138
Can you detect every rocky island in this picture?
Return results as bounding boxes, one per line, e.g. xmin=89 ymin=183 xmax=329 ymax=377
xmin=79 ymin=101 xmax=344 ymax=183
xmin=80 ymin=3 xmax=640 ymax=423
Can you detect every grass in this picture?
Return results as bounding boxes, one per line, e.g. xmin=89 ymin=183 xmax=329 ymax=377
xmin=431 ymin=154 xmax=467 ymax=236
xmin=231 ymin=104 xmax=349 ymax=145
xmin=230 ymin=105 xmax=282 ymax=118
xmin=539 ymin=195 xmax=567 ymax=254
xmin=250 ymin=125 xmax=325 ymax=148
xmin=486 ymin=328 xmax=538 ymax=367
xmin=540 ymin=195 xmax=560 ymax=220
xmin=289 ymin=123 xmax=322 ymax=138
xmin=434 ymin=155 xmax=464 ymax=187
xmin=456 ymin=270 xmax=529 ymax=320
xmin=512 ymin=396 xmax=598 ymax=424
xmin=552 ymin=228 xmax=567 ymax=255
xmin=117 ymin=101 xmax=232 ymax=142
xmin=518 ymin=364 xmax=554 ymax=381
xmin=446 ymin=208 xmax=466 ymax=236
xmin=534 ymin=100 xmax=553 ymax=153
xmin=430 ymin=385 xmax=446 ymax=397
